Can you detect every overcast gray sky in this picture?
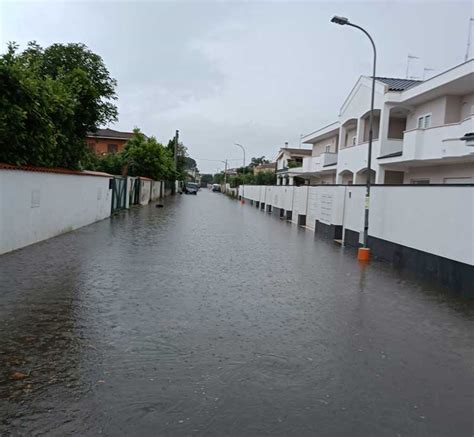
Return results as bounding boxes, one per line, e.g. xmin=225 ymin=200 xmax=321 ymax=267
xmin=1 ymin=1 xmax=473 ymax=172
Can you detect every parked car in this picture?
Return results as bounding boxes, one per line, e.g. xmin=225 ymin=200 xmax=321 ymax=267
xmin=212 ymin=184 xmax=221 ymax=192
xmin=184 ymin=182 xmax=199 ymax=195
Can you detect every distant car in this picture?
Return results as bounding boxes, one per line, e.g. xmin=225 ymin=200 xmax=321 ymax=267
xmin=212 ymin=184 xmax=221 ymax=192
xmin=184 ymin=182 xmax=199 ymax=195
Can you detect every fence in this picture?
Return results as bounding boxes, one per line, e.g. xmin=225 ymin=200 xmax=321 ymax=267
xmin=239 ymin=183 xmax=474 ymax=294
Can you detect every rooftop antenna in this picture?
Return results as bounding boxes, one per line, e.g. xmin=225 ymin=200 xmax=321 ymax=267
xmin=465 ymin=18 xmax=474 ymax=62
xmin=423 ymin=67 xmax=435 ymax=80
xmin=299 ymin=134 xmax=303 ymax=149
xmin=405 ymin=54 xmax=419 ymax=79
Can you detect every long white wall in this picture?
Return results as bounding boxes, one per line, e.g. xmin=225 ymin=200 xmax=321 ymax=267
xmin=240 ymin=184 xmax=474 ymax=265
xmin=370 ymin=186 xmax=474 ymax=265
xmin=0 ymin=169 xmax=112 ymax=255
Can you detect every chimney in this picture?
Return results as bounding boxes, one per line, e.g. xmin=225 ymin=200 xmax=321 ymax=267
xmin=284 ymin=142 xmax=288 ymax=147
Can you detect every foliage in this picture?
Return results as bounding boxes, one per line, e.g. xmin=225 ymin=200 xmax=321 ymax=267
xmin=166 ymin=137 xmax=192 ymax=180
xmin=200 ymin=174 xmax=213 ymax=185
xmin=123 ymin=129 xmax=175 ymax=180
xmin=287 ymin=159 xmax=302 ymax=169
xmin=0 ymin=41 xmax=117 ymax=168
xmin=213 ymin=173 xmax=225 ymax=184
xmin=255 ymin=171 xmax=276 ymax=185
xmin=94 ymin=152 xmax=124 ymax=175
xmin=250 ymin=156 xmax=269 ymax=167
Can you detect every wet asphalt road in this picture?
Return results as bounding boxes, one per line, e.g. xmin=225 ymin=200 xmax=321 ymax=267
xmin=0 ymin=190 xmax=473 ymax=436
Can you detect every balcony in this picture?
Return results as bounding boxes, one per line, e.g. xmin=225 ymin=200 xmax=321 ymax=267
xmin=379 ymin=116 xmax=474 ymax=164
xmin=321 ymin=152 xmax=338 ymax=167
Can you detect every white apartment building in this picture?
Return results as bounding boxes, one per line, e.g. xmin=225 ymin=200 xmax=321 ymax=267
xmin=296 ymin=59 xmax=474 ymax=185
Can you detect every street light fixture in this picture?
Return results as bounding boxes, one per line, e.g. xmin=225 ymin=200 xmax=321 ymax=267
xmin=331 ymin=15 xmax=377 ymax=261
xmin=234 ymin=143 xmax=246 ymax=204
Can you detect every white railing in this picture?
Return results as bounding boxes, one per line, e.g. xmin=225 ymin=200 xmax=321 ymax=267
xmin=321 ymin=152 xmax=338 ymax=167
xmin=379 ymin=138 xmax=403 ymax=157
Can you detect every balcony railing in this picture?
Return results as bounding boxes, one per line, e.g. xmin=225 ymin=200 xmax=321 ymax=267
xmin=321 ymin=152 xmax=338 ymax=167
xmin=402 ymin=116 xmax=474 ymax=161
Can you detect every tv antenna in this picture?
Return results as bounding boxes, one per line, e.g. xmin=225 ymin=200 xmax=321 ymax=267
xmin=465 ymin=18 xmax=474 ymax=61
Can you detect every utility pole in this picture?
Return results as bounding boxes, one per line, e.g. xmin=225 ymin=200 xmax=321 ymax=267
xmin=174 ymin=130 xmax=179 ymax=169
xmin=224 ymin=159 xmax=228 ymax=192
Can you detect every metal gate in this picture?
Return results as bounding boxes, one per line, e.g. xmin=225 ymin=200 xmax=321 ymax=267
xmin=129 ymin=178 xmax=141 ymax=205
xmin=111 ymin=177 xmax=127 ymax=213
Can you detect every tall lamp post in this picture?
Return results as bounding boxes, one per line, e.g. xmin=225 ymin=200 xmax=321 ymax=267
xmin=331 ymin=15 xmax=376 ymax=261
xmin=235 ymin=143 xmax=246 ymax=204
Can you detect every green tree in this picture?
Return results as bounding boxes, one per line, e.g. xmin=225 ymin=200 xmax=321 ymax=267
xmin=213 ymin=173 xmax=225 ymax=184
xmin=250 ymin=156 xmax=269 ymax=167
xmin=200 ymin=174 xmax=213 ymax=186
xmin=0 ymin=41 xmax=117 ymax=168
xmin=95 ymin=152 xmax=124 ymax=175
xmin=255 ymin=171 xmax=276 ymax=185
xmin=123 ymin=129 xmax=175 ymax=180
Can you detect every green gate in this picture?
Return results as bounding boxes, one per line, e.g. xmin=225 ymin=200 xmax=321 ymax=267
xmin=111 ymin=177 xmax=127 ymax=213
xmin=129 ymin=178 xmax=141 ymax=205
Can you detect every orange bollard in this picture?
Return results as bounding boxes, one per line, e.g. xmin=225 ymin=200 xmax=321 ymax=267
xmin=357 ymin=247 xmax=370 ymax=262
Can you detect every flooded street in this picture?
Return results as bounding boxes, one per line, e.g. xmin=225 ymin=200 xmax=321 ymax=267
xmin=1 ymin=190 xmax=473 ymax=436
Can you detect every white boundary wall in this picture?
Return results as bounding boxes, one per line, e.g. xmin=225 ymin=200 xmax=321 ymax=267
xmin=0 ymin=169 xmax=112 ymax=255
xmin=240 ymin=184 xmax=474 ymax=265
xmin=370 ymin=186 xmax=474 ymax=265
xmin=139 ymin=179 xmax=152 ymax=205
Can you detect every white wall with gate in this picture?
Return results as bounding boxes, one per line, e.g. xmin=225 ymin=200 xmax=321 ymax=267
xmin=0 ymin=169 xmax=112 ymax=255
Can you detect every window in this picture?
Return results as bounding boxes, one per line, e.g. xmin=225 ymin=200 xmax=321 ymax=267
xmin=417 ymin=114 xmax=432 ymax=129
xmin=107 ymin=143 xmax=118 ymax=153
xmin=411 ymin=179 xmax=430 ymax=184
xmin=87 ymin=142 xmax=95 ymax=152
xmin=443 ymin=177 xmax=472 ymax=184
xmin=325 ymin=145 xmax=331 ymax=153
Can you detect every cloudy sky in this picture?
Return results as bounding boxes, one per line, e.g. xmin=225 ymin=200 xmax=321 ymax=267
xmin=1 ymin=1 xmax=472 ymax=173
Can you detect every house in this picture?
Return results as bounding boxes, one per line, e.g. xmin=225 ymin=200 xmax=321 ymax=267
xmin=274 ymin=145 xmax=312 ymax=185
xmin=295 ymin=59 xmax=474 ymax=185
xmin=253 ymin=162 xmax=276 ymax=175
xmin=86 ymin=128 xmax=135 ymax=155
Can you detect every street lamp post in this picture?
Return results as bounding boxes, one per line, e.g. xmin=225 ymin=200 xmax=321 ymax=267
xmin=235 ymin=143 xmax=246 ymax=204
xmin=331 ymin=15 xmax=376 ymax=261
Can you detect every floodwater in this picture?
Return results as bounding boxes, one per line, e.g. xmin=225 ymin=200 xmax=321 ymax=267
xmin=0 ymin=190 xmax=473 ymax=436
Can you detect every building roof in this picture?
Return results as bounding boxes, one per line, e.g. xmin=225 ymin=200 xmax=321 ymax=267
xmin=86 ymin=128 xmax=135 ymax=140
xmin=375 ymin=77 xmax=422 ymax=91
xmin=280 ymin=148 xmax=312 ymax=155
xmin=256 ymin=162 xmax=276 ymax=169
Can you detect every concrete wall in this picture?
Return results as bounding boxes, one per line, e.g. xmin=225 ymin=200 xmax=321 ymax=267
xmin=461 ymin=92 xmax=474 ymax=120
xmin=312 ymin=135 xmax=338 ymax=156
xmin=85 ymin=137 xmax=127 ymax=155
xmin=0 ymin=169 xmax=112 ymax=255
xmin=151 ymin=181 xmax=162 ymax=201
xmin=139 ymin=179 xmax=152 ymax=205
xmin=406 ymin=96 xmax=446 ymax=130
xmin=403 ymin=163 xmax=474 ymax=184
xmin=240 ymin=183 xmax=474 ymax=265
xmin=370 ymin=186 xmax=473 ymax=265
